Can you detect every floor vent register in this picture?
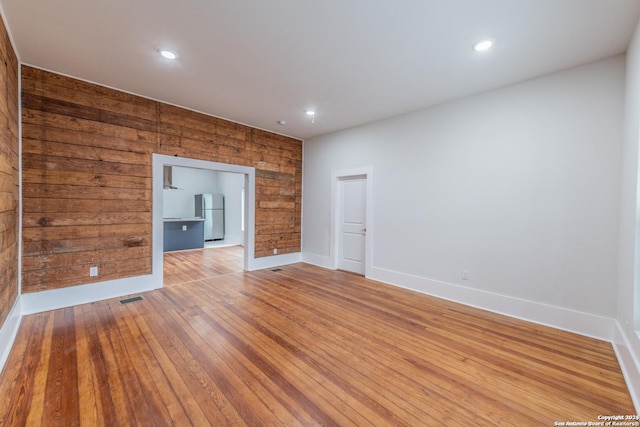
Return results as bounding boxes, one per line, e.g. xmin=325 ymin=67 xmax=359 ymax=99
xmin=119 ymin=296 xmax=145 ymax=305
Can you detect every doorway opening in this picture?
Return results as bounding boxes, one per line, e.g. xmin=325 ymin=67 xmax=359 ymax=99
xmin=331 ymin=167 xmax=374 ymax=277
xmin=152 ymin=154 xmax=256 ymax=288
xmin=163 ymin=166 xmax=246 ymax=285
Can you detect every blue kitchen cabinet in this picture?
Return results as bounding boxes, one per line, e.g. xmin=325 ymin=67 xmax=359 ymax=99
xmin=163 ymin=219 xmax=205 ymax=252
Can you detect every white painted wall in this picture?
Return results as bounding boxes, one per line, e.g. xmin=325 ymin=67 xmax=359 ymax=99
xmin=619 ymin=19 xmax=640 ymax=330
xmin=218 ymin=171 xmax=245 ymax=245
xmin=303 ymin=56 xmax=625 ymax=318
xmin=163 ymin=166 xmax=218 ymax=218
xmin=616 ymin=15 xmax=640 ymax=409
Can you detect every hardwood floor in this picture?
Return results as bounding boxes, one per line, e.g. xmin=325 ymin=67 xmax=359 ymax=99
xmin=163 ymin=245 xmax=244 ymax=286
xmin=0 ymin=256 xmax=634 ymax=425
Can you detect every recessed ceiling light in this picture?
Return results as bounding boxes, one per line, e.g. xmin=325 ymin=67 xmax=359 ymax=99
xmin=306 ymin=110 xmax=316 ymax=123
xmin=160 ymin=50 xmax=177 ymax=59
xmin=473 ymin=40 xmax=493 ymax=52
xmin=278 ymin=120 xmax=286 ymax=125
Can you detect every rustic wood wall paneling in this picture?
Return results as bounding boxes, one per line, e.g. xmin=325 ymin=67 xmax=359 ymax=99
xmin=21 ymin=67 xmax=157 ymax=293
xmin=0 ymin=16 xmax=19 ymax=327
xmin=22 ymin=67 xmax=302 ymax=293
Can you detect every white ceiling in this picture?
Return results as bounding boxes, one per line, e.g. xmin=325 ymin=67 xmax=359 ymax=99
xmin=1 ymin=1 xmax=640 ymax=140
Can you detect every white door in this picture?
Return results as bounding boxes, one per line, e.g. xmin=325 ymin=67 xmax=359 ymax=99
xmin=338 ymin=178 xmax=366 ymax=274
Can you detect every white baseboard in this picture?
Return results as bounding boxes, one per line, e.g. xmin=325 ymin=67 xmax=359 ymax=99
xmin=19 ymin=252 xmax=304 ymax=314
xmin=372 ymin=264 xmax=640 ymax=411
xmin=4 ymin=256 xmax=638 ymax=412
xmin=301 ymin=252 xmax=334 ymax=269
xmin=248 ymin=252 xmax=302 ymax=271
xmin=369 ymin=266 xmax=616 ymax=341
xmin=20 ymin=274 xmax=162 ymax=315
xmin=613 ymin=322 xmax=640 ymax=412
xmin=0 ymin=296 xmax=22 ymax=375
xmin=221 ymin=235 xmax=243 ymax=245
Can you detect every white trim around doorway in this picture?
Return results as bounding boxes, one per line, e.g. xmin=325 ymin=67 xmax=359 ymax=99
xmin=153 ymin=154 xmax=258 ymax=279
xmin=330 ymin=166 xmax=374 ymax=278
xmin=17 ymin=154 xmax=294 ymax=315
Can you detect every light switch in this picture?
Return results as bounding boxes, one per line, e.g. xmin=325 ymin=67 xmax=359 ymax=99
xmin=182 ymin=225 xmax=187 ymax=231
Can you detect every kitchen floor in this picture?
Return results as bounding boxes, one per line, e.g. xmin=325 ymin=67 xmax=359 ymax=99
xmin=204 ymin=240 xmax=239 ymax=249
xmin=163 ymin=245 xmax=244 ymax=286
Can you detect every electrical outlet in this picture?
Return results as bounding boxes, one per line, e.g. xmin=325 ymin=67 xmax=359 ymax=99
xmin=461 ymin=269 xmax=470 ymax=280
xmin=89 ymin=266 xmax=99 ymax=277
xmin=182 ymin=225 xmax=187 ymax=231
xmin=273 ymin=248 xmax=278 ymax=255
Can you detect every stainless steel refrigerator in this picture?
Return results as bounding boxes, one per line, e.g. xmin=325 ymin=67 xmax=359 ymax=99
xmin=195 ymin=194 xmax=225 ymax=241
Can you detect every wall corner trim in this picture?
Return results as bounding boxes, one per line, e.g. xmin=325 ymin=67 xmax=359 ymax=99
xmin=614 ymin=323 xmax=640 ymax=412
xmin=248 ymin=252 xmax=302 ymax=271
xmin=0 ymin=297 xmax=22 ymax=376
xmin=301 ymin=252 xmax=334 ymax=270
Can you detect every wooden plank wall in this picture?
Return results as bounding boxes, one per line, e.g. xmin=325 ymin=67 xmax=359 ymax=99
xmin=21 ymin=66 xmax=302 ymax=293
xmin=0 ymin=18 xmax=19 ymax=327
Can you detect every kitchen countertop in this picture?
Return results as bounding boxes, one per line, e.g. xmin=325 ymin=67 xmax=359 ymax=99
xmin=163 ymin=217 xmax=206 ymax=222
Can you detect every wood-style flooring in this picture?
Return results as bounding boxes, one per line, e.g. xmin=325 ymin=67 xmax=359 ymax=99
xmin=0 ymin=248 xmax=634 ymax=425
xmin=163 ymin=245 xmax=244 ymax=286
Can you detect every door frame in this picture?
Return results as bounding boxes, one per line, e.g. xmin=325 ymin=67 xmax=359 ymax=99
xmin=152 ymin=154 xmax=256 ymax=285
xmin=330 ymin=166 xmax=374 ymax=277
